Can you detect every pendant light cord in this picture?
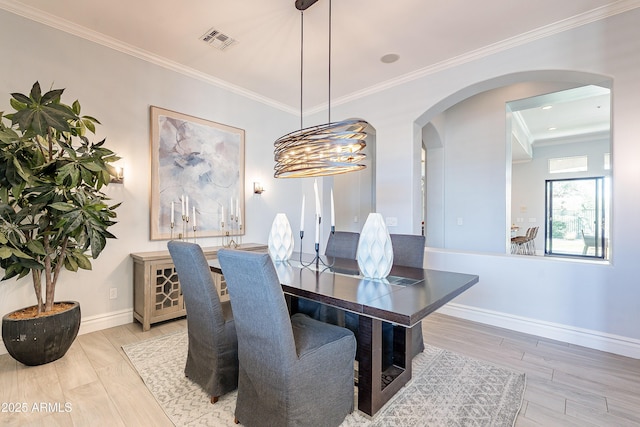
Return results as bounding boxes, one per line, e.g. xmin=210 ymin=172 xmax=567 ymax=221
xmin=300 ymin=10 xmax=304 ymax=130
xmin=328 ymin=0 xmax=332 ymax=124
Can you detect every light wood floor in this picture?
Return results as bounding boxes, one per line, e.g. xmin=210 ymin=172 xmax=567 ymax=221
xmin=1 ymin=313 xmax=639 ymax=426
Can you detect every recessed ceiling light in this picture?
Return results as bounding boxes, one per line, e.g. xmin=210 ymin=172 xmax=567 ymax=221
xmin=548 ymin=127 xmax=557 ymax=131
xmin=380 ymin=53 xmax=400 ymax=64
xmin=542 ymin=105 xmax=553 ymax=110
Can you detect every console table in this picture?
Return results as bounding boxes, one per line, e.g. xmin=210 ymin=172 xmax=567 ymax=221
xmin=130 ymin=243 xmax=266 ymax=331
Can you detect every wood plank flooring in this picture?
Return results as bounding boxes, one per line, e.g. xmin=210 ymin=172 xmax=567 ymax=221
xmin=0 ymin=313 xmax=638 ymax=426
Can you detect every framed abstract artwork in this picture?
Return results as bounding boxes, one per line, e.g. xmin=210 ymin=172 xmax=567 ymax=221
xmin=150 ymin=106 xmax=245 ymax=240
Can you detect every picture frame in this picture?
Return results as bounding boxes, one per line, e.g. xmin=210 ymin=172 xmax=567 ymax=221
xmin=149 ymin=106 xmax=245 ymax=240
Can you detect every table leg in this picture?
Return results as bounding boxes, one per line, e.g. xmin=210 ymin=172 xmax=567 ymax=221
xmin=356 ymin=316 xmax=381 ymax=415
xmin=356 ymin=316 xmax=413 ymax=416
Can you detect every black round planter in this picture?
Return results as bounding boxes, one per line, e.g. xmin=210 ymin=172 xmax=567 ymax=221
xmin=2 ymin=301 xmax=81 ymax=366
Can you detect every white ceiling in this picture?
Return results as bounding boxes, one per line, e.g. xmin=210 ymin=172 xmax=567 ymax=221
xmin=510 ymin=85 xmax=611 ymax=162
xmin=1 ymin=0 xmax=635 ymax=114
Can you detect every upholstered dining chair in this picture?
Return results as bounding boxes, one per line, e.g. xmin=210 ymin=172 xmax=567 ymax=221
xmin=389 ymin=234 xmax=426 ymax=359
xmin=218 ymin=249 xmax=357 ymax=427
xmin=167 ymin=241 xmax=238 ymax=404
xmin=295 ymin=231 xmax=360 ymax=324
xmin=325 ymin=231 xmax=360 ymax=259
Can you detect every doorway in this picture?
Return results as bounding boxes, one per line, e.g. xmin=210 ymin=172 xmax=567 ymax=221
xmin=544 ymin=177 xmax=607 ymax=258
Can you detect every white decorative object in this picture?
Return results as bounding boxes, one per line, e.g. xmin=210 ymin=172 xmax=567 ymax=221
xmin=357 ymin=213 xmax=394 ymax=278
xmin=268 ymin=213 xmax=295 ymax=261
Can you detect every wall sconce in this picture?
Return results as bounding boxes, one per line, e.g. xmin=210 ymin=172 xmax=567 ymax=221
xmin=253 ymin=182 xmax=265 ymax=194
xmin=110 ymin=166 xmax=124 ymax=184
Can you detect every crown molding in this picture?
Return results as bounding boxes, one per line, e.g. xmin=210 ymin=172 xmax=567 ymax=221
xmin=310 ymin=0 xmax=640 ymax=114
xmin=2 ymin=0 xmax=639 ymax=116
xmin=0 ymin=0 xmax=299 ymax=115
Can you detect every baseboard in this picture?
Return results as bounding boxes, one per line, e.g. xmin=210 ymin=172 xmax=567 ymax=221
xmin=0 ymin=308 xmax=134 ymax=356
xmin=437 ymin=303 xmax=640 ymax=359
xmin=78 ymin=308 xmax=134 ymax=335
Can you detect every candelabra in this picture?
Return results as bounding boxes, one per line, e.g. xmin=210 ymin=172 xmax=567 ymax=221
xmin=169 ymin=214 xmax=198 ymax=242
xmin=222 ymin=214 xmax=241 ymax=248
xmin=299 ymin=216 xmax=334 ymax=268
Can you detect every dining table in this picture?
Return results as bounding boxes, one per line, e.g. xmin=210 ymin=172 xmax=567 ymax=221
xmin=209 ymin=251 xmax=479 ymax=416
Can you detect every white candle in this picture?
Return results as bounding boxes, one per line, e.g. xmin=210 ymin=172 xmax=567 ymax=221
xmin=230 ymin=197 xmax=234 ymax=218
xmin=171 ymin=202 xmax=174 ymax=223
xmin=185 ymin=196 xmax=189 ymax=219
xmin=238 ymin=202 xmax=242 ymax=227
xmin=330 ymin=188 xmax=335 ymax=227
xmin=221 ymin=206 xmax=224 ymax=227
xmin=300 ymin=195 xmax=305 ymax=232
xmin=192 ymin=206 xmax=196 ymax=227
xmin=236 ymin=199 xmax=240 ymax=222
xmin=181 ymin=195 xmax=185 ymax=217
xmin=314 ymin=179 xmax=321 ymax=217
xmin=315 ymin=215 xmax=320 ymax=244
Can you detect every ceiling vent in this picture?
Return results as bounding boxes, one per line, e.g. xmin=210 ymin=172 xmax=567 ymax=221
xmin=200 ymin=28 xmax=236 ymax=51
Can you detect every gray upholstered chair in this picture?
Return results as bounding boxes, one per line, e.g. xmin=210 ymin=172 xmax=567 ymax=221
xmin=389 ymin=233 xmax=426 ymax=359
xmin=218 ymin=249 xmax=356 ymax=427
xmin=295 ymin=231 xmax=360 ymax=323
xmin=167 ymin=241 xmax=238 ymax=404
xmin=325 ymin=231 xmax=360 ymax=259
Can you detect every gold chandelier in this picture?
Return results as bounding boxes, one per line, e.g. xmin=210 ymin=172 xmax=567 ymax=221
xmin=274 ymin=0 xmax=369 ymax=178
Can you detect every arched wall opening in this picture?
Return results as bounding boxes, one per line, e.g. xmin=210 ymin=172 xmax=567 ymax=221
xmin=415 ymin=70 xmax=612 ymax=253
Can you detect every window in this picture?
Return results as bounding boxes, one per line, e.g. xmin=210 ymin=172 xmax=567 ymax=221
xmin=548 ymin=156 xmax=588 ymax=174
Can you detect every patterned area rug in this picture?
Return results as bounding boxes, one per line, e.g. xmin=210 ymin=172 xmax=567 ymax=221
xmin=123 ymin=331 xmax=525 ymax=426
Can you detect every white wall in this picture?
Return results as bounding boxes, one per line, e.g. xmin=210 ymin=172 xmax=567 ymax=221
xmin=325 ymin=8 xmax=640 ymax=356
xmin=1 ymin=7 xmax=639 ymax=358
xmin=0 ymin=10 xmax=302 ymax=339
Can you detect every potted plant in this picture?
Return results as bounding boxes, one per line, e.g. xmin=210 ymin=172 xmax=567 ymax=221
xmin=0 ymin=82 xmax=120 ymax=365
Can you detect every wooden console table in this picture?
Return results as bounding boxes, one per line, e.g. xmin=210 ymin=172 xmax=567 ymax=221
xmin=130 ymin=243 xmax=266 ymax=331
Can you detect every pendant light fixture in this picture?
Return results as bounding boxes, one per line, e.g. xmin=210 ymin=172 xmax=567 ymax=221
xmin=274 ymin=0 xmax=370 ymax=178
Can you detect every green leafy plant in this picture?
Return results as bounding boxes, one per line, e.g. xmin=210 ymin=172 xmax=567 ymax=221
xmin=0 ymin=82 xmax=120 ymax=315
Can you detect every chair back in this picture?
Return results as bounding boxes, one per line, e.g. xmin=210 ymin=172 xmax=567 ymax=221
xmin=325 ymin=231 xmax=360 ymax=259
xmin=167 ymin=241 xmax=227 ymax=332
xmin=390 ymin=234 xmax=426 ymax=268
xmin=531 ymin=226 xmax=539 ymax=239
xmin=217 ymin=249 xmax=298 ymax=371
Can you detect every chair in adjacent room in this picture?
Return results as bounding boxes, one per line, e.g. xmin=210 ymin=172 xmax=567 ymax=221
xmin=511 ymin=227 xmax=536 ymax=255
xmin=388 ymin=234 xmax=426 ymax=359
xmin=218 ymin=249 xmax=357 ymax=427
xmin=582 ymin=229 xmax=596 ymax=255
xmin=167 ymin=241 xmax=238 ymax=404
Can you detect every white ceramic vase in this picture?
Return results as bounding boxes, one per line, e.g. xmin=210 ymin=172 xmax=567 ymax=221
xmin=356 ymin=213 xmax=394 ymax=278
xmin=268 ymin=213 xmax=295 ymax=261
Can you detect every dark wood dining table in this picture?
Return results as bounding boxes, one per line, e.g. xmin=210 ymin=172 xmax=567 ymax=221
xmin=209 ymin=251 xmax=479 ymax=416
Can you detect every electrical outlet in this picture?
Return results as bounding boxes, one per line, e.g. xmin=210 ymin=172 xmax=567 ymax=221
xmin=385 ymin=217 xmax=398 ymax=227
xmin=109 ymin=288 xmax=117 ymax=300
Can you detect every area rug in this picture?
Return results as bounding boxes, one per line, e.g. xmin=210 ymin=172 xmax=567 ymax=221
xmin=123 ymin=331 xmax=525 ymax=426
